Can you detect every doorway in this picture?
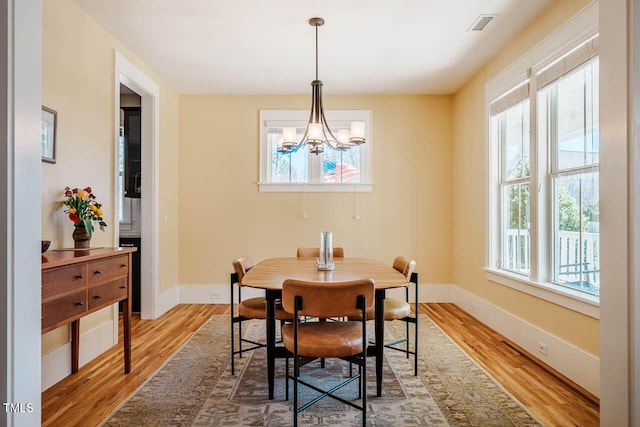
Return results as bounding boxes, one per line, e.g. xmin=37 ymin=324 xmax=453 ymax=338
xmin=119 ymin=85 xmax=141 ymax=313
xmin=114 ymin=52 xmax=159 ymax=320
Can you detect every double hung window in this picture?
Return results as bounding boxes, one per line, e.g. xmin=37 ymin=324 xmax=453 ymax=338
xmin=488 ymin=30 xmax=599 ymax=311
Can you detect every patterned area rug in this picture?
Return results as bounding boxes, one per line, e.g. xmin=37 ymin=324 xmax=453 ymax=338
xmin=103 ymin=315 xmax=541 ymax=426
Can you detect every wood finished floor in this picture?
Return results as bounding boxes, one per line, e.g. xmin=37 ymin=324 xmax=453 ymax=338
xmin=41 ymin=303 xmax=599 ymax=426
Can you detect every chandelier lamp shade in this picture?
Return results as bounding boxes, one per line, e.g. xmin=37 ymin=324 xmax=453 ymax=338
xmin=277 ymin=17 xmax=366 ymax=155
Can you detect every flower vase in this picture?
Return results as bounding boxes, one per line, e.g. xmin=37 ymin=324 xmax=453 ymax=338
xmin=72 ymin=224 xmax=91 ymax=249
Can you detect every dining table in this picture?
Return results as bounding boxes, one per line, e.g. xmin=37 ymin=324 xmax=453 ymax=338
xmin=241 ymin=256 xmax=413 ymax=399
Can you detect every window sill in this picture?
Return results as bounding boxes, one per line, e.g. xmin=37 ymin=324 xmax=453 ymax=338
xmin=258 ymin=182 xmax=373 ymax=193
xmin=484 ymin=268 xmax=599 ymax=319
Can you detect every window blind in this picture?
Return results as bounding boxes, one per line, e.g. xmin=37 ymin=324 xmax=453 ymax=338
xmin=535 ymin=35 xmax=599 ymax=90
xmin=489 ymin=81 xmax=530 ymax=116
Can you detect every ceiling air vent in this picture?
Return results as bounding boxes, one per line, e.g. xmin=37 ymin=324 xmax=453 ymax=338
xmin=468 ymin=14 xmax=497 ymax=31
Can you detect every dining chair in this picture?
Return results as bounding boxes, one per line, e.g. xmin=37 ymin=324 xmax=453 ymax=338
xmin=281 ymin=278 xmax=373 ymax=427
xmin=296 ymin=247 xmax=345 ymax=257
xmin=384 ymin=256 xmax=418 ymax=375
xmin=350 ymin=256 xmax=419 ymax=375
xmin=230 ymin=256 xmax=291 ymax=375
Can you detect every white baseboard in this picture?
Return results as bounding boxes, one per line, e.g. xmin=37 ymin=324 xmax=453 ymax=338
xmin=179 ymin=283 xmax=263 ymax=304
xmin=41 ymin=320 xmax=116 ymax=391
xmin=446 ymin=286 xmax=600 ymax=398
xmin=176 ymin=282 xmax=600 ymax=397
xmin=157 ymin=286 xmax=179 ymax=317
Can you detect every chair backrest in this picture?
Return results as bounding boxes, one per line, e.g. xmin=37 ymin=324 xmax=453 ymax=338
xmin=232 ymin=256 xmax=254 ymax=283
xmin=393 ymin=256 xmax=416 ymax=281
xmin=296 ymin=247 xmax=345 ymax=258
xmin=282 ymin=278 xmax=374 ymax=318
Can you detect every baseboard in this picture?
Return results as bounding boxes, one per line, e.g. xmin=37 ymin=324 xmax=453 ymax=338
xmin=448 ymin=286 xmax=600 ymax=398
xmin=179 ymin=283 xmax=264 ymax=304
xmin=41 ymin=320 xmax=115 ymax=391
xmin=157 ymin=286 xmax=179 ymax=317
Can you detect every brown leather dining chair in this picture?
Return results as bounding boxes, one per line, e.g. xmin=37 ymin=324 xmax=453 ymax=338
xmin=384 ymin=256 xmax=419 ymax=375
xmin=281 ymin=278 xmax=373 ymax=427
xmin=230 ymin=256 xmax=292 ymax=375
xmin=350 ymin=256 xmax=419 ymax=375
xmin=296 ymin=247 xmax=345 ymax=258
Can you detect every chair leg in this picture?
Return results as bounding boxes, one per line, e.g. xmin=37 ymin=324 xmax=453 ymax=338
xmin=285 ymin=356 xmax=289 ymax=400
xmin=405 ymin=319 xmax=410 ymax=359
xmin=362 ymin=354 xmax=366 ymax=427
xmin=230 ymin=318 xmax=235 ymax=375
xmin=238 ymin=321 xmax=243 ymax=357
xmin=414 ymin=311 xmax=419 ymax=376
xmin=293 ymin=355 xmax=299 ymax=427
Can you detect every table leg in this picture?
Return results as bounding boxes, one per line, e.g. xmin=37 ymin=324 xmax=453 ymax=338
xmin=71 ymin=320 xmax=79 ymax=373
xmin=375 ymin=289 xmax=385 ymax=397
xmin=265 ymin=289 xmax=278 ymax=399
xmin=123 ymin=295 xmax=131 ymax=374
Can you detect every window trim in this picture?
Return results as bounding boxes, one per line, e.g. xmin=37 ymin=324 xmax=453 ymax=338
xmin=485 ymin=2 xmax=599 ymax=317
xmin=258 ymin=109 xmax=373 ymax=192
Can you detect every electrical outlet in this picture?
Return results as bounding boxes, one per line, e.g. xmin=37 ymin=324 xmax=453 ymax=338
xmin=537 ymin=341 xmax=548 ymax=356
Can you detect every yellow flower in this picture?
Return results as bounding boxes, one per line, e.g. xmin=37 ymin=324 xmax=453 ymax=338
xmin=77 ymin=189 xmax=90 ymax=200
xmin=89 ymin=205 xmax=97 ymax=212
xmin=68 ymin=207 xmax=76 ymax=214
xmin=96 ymin=209 xmax=103 ymax=217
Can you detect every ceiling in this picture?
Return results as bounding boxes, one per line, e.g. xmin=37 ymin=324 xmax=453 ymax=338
xmin=74 ymin=0 xmax=554 ymax=95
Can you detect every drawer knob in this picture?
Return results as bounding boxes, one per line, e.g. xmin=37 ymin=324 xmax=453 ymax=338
xmin=94 ymin=270 xmax=102 ymax=275
xmin=75 ymin=301 xmax=84 ymax=306
xmin=93 ymin=295 xmax=102 ymax=299
xmin=120 ymin=264 xmax=127 ymax=268
xmin=75 ymin=275 xmax=83 ymax=279
xmin=120 ymin=286 xmax=126 ymax=289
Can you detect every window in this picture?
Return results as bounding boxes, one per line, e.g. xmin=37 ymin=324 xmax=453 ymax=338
xmin=259 ymin=110 xmax=372 ymax=192
xmin=486 ymin=13 xmax=599 ymax=315
xmin=541 ymin=57 xmax=600 ymax=295
xmin=492 ymin=92 xmax=531 ymax=275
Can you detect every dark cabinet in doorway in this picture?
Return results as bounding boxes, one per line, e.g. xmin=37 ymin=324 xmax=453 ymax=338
xmin=119 ymin=237 xmax=140 ymax=313
xmin=123 ymin=107 xmax=141 ymax=198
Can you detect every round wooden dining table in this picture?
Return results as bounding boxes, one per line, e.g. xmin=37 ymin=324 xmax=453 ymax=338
xmin=241 ymin=256 xmax=413 ymax=399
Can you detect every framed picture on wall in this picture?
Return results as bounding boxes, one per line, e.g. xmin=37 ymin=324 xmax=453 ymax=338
xmin=41 ymin=106 xmax=57 ymax=164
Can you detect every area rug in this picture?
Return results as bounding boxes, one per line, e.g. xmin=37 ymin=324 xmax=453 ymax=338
xmin=103 ymin=315 xmax=541 ymax=426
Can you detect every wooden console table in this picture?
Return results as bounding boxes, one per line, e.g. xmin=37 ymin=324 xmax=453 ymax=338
xmin=41 ymin=247 xmax=136 ymax=374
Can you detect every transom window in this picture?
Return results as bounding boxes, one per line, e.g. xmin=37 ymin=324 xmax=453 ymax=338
xmin=259 ymin=110 xmax=372 ymax=192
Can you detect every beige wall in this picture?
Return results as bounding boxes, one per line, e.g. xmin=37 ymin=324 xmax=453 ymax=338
xmin=41 ymin=0 xmax=179 ymax=352
xmin=178 ymin=95 xmax=453 ymax=287
xmin=451 ymin=0 xmax=599 ymax=357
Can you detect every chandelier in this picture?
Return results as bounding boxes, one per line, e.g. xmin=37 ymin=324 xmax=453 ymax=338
xmin=277 ymin=17 xmax=366 ymax=155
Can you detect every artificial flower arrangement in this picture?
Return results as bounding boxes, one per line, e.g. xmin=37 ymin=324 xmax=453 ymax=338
xmin=62 ymin=186 xmax=107 ymax=236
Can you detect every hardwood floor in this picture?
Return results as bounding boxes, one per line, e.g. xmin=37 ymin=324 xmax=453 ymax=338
xmin=42 ymin=303 xmax=599 ymax=426
xmin=422 ymin=303 xmax=599 ymax=427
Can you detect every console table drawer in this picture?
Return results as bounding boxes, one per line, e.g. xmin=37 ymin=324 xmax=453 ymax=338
xmin=42 ymin=264 xmax=87 ymax=298
xmin=88 ymin=278 xmax=128 ymax=310
xmin=88 ymin=255 xmax=129 ymax=284
xmin=42 ymin=290 xmax=87 ymax=330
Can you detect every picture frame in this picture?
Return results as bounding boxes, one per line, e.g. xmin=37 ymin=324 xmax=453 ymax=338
xmin=41 ymin=106 xmax=57 ymax=163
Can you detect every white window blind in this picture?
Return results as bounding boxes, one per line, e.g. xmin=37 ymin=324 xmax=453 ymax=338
xmin=489 ymin=81 xmax=530 ymax=116
xmin=535 ymin=35 xmax=599 ymax=90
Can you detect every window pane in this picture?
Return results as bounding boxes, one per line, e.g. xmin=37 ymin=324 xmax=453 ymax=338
xmin=556 ymin=59 xmax=599 ymax=170
xmin=323 ymin=139 xmax=361 ymax=183
xmin=501 ymin=182 xmax=530 ymax=275
xmin=268 ymin=130 xmax=308 ymax=183
xmin=502 ymin=101 xmax=530 ymax=181
xmin=552 ymin=172 xmax=599 ymax=294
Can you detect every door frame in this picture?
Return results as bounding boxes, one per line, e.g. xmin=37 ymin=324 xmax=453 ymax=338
xmin=114 ymin=51 xmax=160 ymax=320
